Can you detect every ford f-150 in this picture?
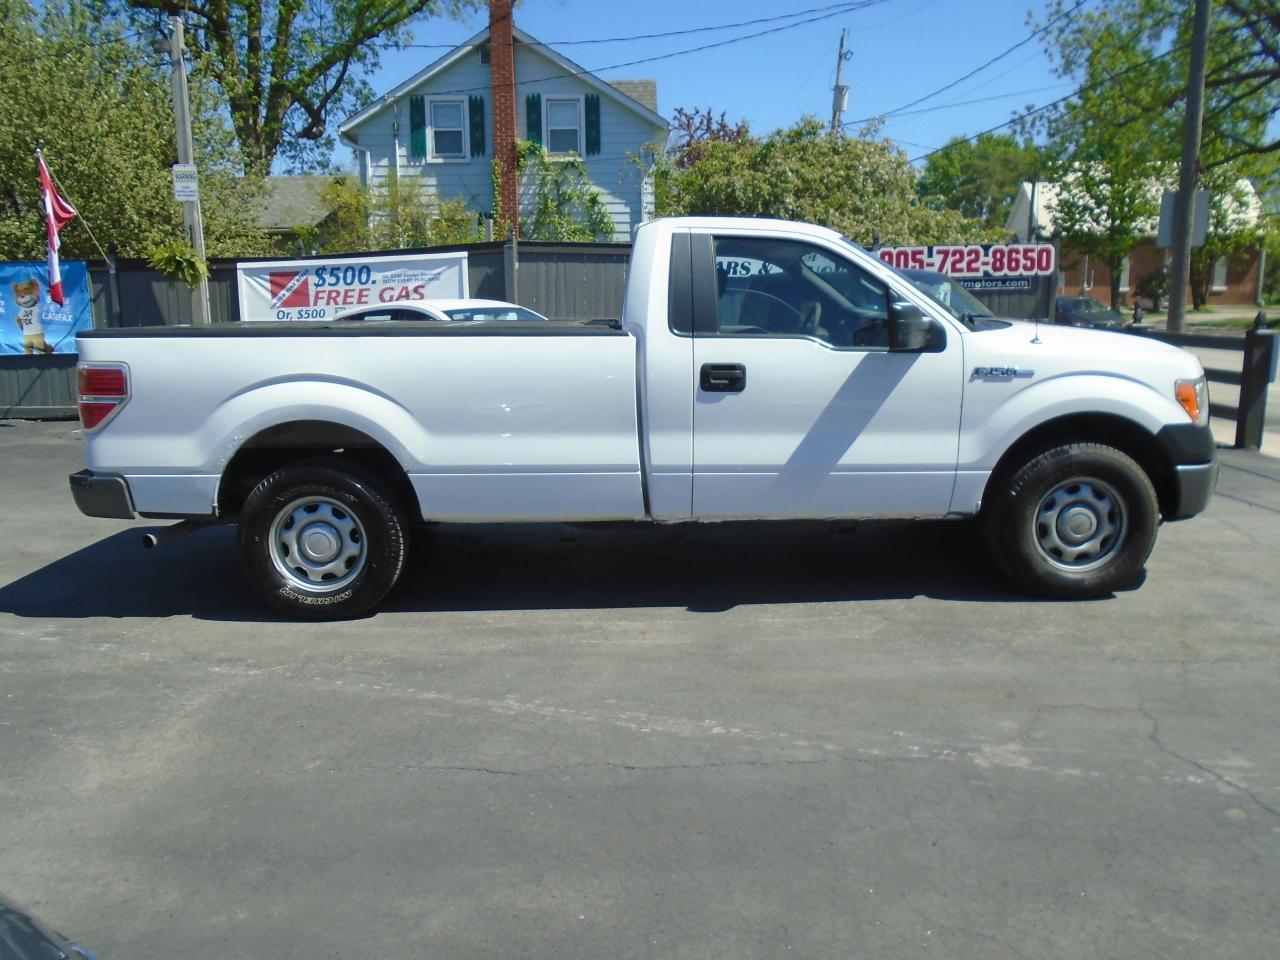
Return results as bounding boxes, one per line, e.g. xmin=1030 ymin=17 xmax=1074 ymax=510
xmin=69 ymin=217 xmax=1217 ymax=618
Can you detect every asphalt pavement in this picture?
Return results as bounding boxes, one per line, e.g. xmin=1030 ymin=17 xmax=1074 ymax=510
xmin=0 ymin=419 xmax=1277 ymax=960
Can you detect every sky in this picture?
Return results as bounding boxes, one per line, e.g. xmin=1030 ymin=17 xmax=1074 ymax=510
xmin=341 ymin=0 xmax=1076 ymax=169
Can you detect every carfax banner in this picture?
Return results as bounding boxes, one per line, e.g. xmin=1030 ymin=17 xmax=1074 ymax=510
xmin=237 ymin=251 xmax=470 ymax=322
xmin=0 ymin=260 xmax=93 ymax=355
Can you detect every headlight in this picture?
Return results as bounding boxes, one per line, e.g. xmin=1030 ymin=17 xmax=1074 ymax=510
xmin=1175 ymin=375 xmax=1209 ymax=426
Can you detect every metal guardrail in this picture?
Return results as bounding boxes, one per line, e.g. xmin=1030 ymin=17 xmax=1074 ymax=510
xmin=1132 ymin=315 xmax=1277 ymax=449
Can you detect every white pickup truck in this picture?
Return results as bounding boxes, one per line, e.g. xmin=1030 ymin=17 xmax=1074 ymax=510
xmin=70 ymin=217 xmax=1217 ymax=618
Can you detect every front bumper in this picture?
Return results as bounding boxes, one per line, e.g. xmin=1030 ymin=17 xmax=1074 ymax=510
xmin=69 ymin=469 xmax=136 ymax=520
xmin=1171 ymin=460 xmax=1219 ymax=519
xmin=1155 ymin=423 xmax=1218 ymax=520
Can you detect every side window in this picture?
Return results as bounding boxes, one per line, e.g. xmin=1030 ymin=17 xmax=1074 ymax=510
xmin=711 ymin=236 xmax=891 ymax=347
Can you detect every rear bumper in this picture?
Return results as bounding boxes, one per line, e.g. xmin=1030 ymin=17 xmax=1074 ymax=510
xmin=69 ymin=469 xmax=136 ymax=520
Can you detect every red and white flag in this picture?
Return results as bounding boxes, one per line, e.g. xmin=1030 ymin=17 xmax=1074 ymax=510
xmin=36 ymin=151 xmax=78 ymax=306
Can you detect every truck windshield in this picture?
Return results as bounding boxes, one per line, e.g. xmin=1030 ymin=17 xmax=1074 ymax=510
xmin=898 ymin=270 xmax=994 ymax=322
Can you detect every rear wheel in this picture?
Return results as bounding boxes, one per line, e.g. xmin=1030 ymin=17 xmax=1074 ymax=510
xmin=238 ymin=460 xmax=407 ymax=619
xmin=984 ymin=442 xmax=1158 ymax=598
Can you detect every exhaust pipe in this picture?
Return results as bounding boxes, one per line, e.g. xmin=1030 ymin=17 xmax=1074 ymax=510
xmin=141 ymin=520 xmax=208 ymax=549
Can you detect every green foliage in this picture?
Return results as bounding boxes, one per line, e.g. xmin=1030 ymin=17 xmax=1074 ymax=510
xmin=148 ymin=240 xmax=208 ymax=285
xmin=1188 ymin=174 xmax=1263 ymax=307
xmin=314 ymin=173 xmax=482 ymax=253
xmin=118 ymin=0 xmax=480 ymax=173
xmin=1265 ymin=227 xmax=1280 ymax=305
xmin=1036 ymin=0 xmax=1278 ymax=178
xmin=1030 ymin=0 xmax=1275 ymax=309
xmin=0 ymin=0 xmax=271 ymax=262
xmin=0 ymin=0 xmax=178 ymax=259
xmin=1136 ymin=266 xmax=1169 ymax=309
xmin=916 ymin=133 xmax=1042 ymax=230
xmin=515 ymin=141 xmax=614 ymax=242
xmin=655 ymin=116 xmax=1000 ymax=246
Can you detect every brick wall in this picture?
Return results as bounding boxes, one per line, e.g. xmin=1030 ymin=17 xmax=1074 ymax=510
xmin=1058 ymin=238 xmax=1261 ymax=306
xmin=489 ymin=0 xmax=519 ymax=237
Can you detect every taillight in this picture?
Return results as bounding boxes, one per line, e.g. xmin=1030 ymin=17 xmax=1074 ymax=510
xmin=78 ymin=363 xmax=129 ymax=431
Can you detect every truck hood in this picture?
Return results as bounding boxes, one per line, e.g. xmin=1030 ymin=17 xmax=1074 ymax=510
xmin=968 ymin=319 xmax=1204 ymax=387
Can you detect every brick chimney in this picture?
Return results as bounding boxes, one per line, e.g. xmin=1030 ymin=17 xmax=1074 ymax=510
xmin=489 ymin=0 xmax=519 ymax=237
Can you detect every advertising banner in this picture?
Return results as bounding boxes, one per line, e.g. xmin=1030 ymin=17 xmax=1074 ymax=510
xmin=875 ymin=242 xmax=1057 ymax=282
xmin=876 ymin=242 xmax=1058 ymax=319
xmin=236 ymin=251 xmax=469 ymax=322
xmin=0 ymin=260 xmax=93 ymax=355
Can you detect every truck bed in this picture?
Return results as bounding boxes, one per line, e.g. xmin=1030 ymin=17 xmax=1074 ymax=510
xmin=77 ymin=320 xmax=644 ymax=522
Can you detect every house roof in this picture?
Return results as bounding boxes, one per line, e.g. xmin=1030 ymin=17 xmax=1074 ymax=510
xmin=255 ymin=176 xmax=336 ymax=232
xmin=608 ymin=80 xmax=658 ymax=114
xmin=1007 ymin=177 xmax=1262 ymax=240
xmin=338 ymin=26 xmax=668 ymax=140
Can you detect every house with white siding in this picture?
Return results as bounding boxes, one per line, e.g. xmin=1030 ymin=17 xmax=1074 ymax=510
xmin=338 ymin=0 xmax=669 ymax=241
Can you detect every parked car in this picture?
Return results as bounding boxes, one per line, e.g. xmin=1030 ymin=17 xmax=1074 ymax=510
xmin=70 ymin=216 xmax=1216 ymax=618
xmin=334 ymin=299 xmax=550 ymax=323
xmin=0 ymin=893 xmax=100 ymax=959
xmin=1055 ymin=296 xmax=1127 ymax=329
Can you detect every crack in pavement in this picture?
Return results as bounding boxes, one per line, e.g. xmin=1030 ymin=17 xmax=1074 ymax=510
xmin=302 ymin=754 xmax=935 ymax=778
xmin=1141 ymin=705 xmax=1280 ymax=819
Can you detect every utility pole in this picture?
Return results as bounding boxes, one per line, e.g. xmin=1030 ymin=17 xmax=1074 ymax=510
xmin=830 ymin=29 xmax=851 ymax=133
xmin=1166 ymin=0 xmax=1212 ymax=334
xmin=164 ymin=15 xmax=212 ymax=326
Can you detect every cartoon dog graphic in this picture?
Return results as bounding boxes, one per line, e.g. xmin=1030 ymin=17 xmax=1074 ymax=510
xmin=12 ymin=278 xmax=52 ymax=355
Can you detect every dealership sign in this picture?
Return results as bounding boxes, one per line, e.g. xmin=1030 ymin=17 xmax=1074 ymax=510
xmin=237 ymin=251 xmax=469 ymax=322
xmin=876 ymin=243 xmax=1056 ymax=291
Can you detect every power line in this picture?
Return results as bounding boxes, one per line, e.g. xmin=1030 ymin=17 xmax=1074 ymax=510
xmin=846 ymin=0 xmax=1091 ymax=125
xmin=906 ymin=44 xmax=1186 ymax=163
xmin=385 ymin=1 xmax=890 ymax=49
xmin=903 ymin=14 xmax=1255 ymax=164
xmin=407 ymin=0 xmax=896 ymax=100
xmin=873 ymin=83 xmax=1073 ymax=122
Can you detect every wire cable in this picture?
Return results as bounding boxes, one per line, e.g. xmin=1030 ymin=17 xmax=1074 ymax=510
xmin=376 ymin=0 xmax=896 ymax=99
xmin=846 ymin=0 xmax=1091 ymax=125
xmin=387 ymin=1 xmax=893 ymax=49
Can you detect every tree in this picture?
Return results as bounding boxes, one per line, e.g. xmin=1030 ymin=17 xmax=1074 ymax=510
xmin=0 ymin=0 xmax=267 ymax=261
xmin=515 ymin=142 xmax=614 ymax=242
xmin=1188 ymin=172 xmax=1262 ymax=307
xmin=916 ymin=133 xmax=1042 ymax=230
xmin=314 ymin=174 xmax=483 ymax=252
xmin=119 ymin=0 xmax=478 ymax=173
xmin=1036 ymin=0 xmax=1278 ymax=187
xmin=656 ymin=116 xmax=999 ymax=246
xmin=1033 ymin=0 xmax=1276 ymax=308
xmin=1047 ymin=161 xmax=1160 ymax=310
xmin=667 ymin=106 xmax=750 ymax=170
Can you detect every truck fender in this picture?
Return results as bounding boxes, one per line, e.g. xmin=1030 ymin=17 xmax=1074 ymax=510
xmin=198 ymin=378 xmax=431 ymax=476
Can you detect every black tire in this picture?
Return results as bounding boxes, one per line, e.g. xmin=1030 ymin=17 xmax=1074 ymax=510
xmin=237 ymin=459 xmax=408 ymax=619
xmin=984 ymin=442 xmax=1159 ymax=598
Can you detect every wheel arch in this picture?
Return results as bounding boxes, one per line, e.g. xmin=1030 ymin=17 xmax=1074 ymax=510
xmin=217 ymin=420 xmax=418 ymax=521
xmin=983 ymin=413 xmax=1177 ymax=518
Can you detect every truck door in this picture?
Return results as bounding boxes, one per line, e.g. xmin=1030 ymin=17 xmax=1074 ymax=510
xmin=689 ymin=230 xmax=963 ymax=519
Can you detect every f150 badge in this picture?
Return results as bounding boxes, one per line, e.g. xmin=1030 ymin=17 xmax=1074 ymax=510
xmin=971 ymin=367 xmax=1035 ymax=381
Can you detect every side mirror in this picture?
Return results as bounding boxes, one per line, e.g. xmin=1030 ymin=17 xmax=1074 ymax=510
xmin=888 ymin=301 xmax=932 ymax=351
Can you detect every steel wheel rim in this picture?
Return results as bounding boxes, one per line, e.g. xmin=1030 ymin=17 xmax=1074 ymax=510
xmin=268 ymin=495 xmax=367 ymax=592
xmin=1033 ymin=477 xmax=1127 ymax=572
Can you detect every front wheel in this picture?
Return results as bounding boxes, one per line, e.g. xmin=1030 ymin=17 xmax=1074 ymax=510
xmin=238 ymin=460 xmax=408 ymax=619
xmin=984 ymin=442 xmax=1159 ymax=598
